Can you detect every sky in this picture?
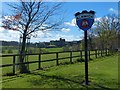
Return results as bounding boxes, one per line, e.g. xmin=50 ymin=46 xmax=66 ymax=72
xmin=0 ymin=1 xmax=119 ymax=43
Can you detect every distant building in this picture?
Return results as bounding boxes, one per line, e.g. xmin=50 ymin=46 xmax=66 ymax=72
xmin=28 ymin=38 xmax=81 ymax=48
xmin=50 ymin=38 xmax=65 ymax=47
xmin=50 ymin=38 xmax=81 ymax=47
xmin=65 ymin=41 xmax=81 ymax=46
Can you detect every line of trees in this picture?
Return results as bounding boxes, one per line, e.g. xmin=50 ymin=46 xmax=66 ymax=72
xmin=87 ymin=14 xmax=119 ymax=51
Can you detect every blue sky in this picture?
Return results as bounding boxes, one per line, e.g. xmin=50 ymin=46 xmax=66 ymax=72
xmin=0 ymin=2 xmax=118 ymax=43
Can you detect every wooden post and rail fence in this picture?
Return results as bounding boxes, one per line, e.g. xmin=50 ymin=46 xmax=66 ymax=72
xmin=0 ymin=49 xmax=113 ymax=75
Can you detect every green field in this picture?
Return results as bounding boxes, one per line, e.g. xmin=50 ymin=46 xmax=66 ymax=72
xmin=1 ymin=54 xmax=118 ymax=88
xmin=2 ymin=50 xmax=106 ymax=75
xmin=1 ymin=46 xmax=64 ymax=54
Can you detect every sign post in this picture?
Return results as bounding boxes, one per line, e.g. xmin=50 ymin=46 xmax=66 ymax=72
xmin=75 ymin=10 xmax=95 ymax=85
xmin=84 ymin=30 xmax=88 ymax=85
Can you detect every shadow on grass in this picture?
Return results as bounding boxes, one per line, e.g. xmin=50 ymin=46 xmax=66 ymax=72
xmin=27 ymin=72 xmax=82 ymax=88
xmin=2 ymin=71 xmax=113 ymax=89
xmin=2 ymin=54 xmax=117 ymax=88
xmin=2 ymin=73 xmax=30 ymax=83
xmin=26 ymin=72 xmax=112 ymax=89
xmin=93 ymin=83 xmax=112 ymax=90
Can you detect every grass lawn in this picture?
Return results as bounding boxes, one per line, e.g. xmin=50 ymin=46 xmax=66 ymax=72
xmin=1 ymin=50 xmax=105 ymax=75
xmin=1 ymin=53 xmax=118 ymax=89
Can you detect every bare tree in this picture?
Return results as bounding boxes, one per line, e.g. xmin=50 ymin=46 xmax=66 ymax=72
xmin=2 ymin=0 xmax=64 ymax=73
xmin=94 ymin=14 xmax=119 ymax=50
xmin=87 ymin=28 xmax=96 ymax=50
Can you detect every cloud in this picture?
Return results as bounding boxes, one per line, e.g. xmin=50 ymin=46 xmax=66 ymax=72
xmin=0 ymin=27 xmax=51 ymax=42
xmin=30 ymin=32 xmax=82 ymax=42
xmin=92 ymin=17 xmax=102 ymax=28
xmin=61 ymin=28 xmax=70 ymax=32
xmin=64 ymin=18 xmax=76 ymax=26
xmin=95 ymin=17 xmax=102 ymax=22
xmin=0 ymin=27 xmax=20 ymax=41
xmin=109 ymin=8 xmax=114 ymax=12
xmin=109 ymin=8 xmax=118 ymax=14
xmin=51 ymin=34 xmax=82 ymax=41
xmin=0 ymin=18 xmax=2 ymax=25
xmin=0 ymin=26 xmax=82 ymax=42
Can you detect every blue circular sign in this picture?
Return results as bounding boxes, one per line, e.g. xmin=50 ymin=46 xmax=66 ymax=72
xmin=76 ymin=18 xmax=94 ymax=31
xmin=75 ymin=11 xmax=95 ymax=31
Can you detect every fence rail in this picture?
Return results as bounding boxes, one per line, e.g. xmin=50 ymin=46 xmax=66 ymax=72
xmin=0 ymin=49 xmax=111 ymax=75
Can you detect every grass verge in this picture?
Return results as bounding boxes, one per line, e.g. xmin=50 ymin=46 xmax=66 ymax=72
xmin=2 ymin=54 xmax=118 ymax=89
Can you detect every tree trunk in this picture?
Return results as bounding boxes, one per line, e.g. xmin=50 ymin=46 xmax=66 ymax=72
xmin=19 ymin=30 xmax=29 ymax=73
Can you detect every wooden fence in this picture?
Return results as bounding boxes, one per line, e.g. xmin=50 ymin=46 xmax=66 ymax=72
xmin=0 ymin=49 xmax=111 ymax=75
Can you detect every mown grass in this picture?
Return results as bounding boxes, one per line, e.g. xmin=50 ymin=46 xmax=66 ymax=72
xmin=2 ymin=51 xmax=105 ymax=75
xmin=2 ymin=46 xmax=63 ymax=54
xmin=1 ymin=53 xmax=118 ymax=89
xmin=1 ymin=50 xmax=107 ymax=75
xmin=44 ymin=47 xmax=63 ymax=52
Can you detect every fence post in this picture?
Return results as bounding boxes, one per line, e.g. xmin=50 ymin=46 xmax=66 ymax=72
xmin=98 ymin=50 xmax=99 ymax=56
xmin=95 ymin=50 xmax=97 ymax=58
xmin=80 ymin=50 xmax=82 ymax=59
xmin=89 ymin=50 xmax=90 ymax=60
xmin=108 ymin=49 xmax=109 ymax=55
xmin=13 ymin=55 xmax=15 ymax=75
xmin=106 ymin=49 xmax=107 ymax=56
xmin=104 ymin=49 xmax=105 ymax=56
xmin=38 ymin=54 xmax=41 ymax=69
xmin=70 ymin=51 xmax=72 ymax=63
xmin=101 ymin=49 xmax=102 ymax=57
xmin=56 ymin=52 xmax=59 ymax=65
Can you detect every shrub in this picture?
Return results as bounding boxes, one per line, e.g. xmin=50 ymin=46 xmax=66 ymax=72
xmin=28 ymin=49 xmax=33 ymax=54
xmin=76 ymin=58 xmax=84 ymax=62
xmin=1 ymin=49 xmax=5 ymax=53
xmin=8 ymin=49 xmax=13 ymax=53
